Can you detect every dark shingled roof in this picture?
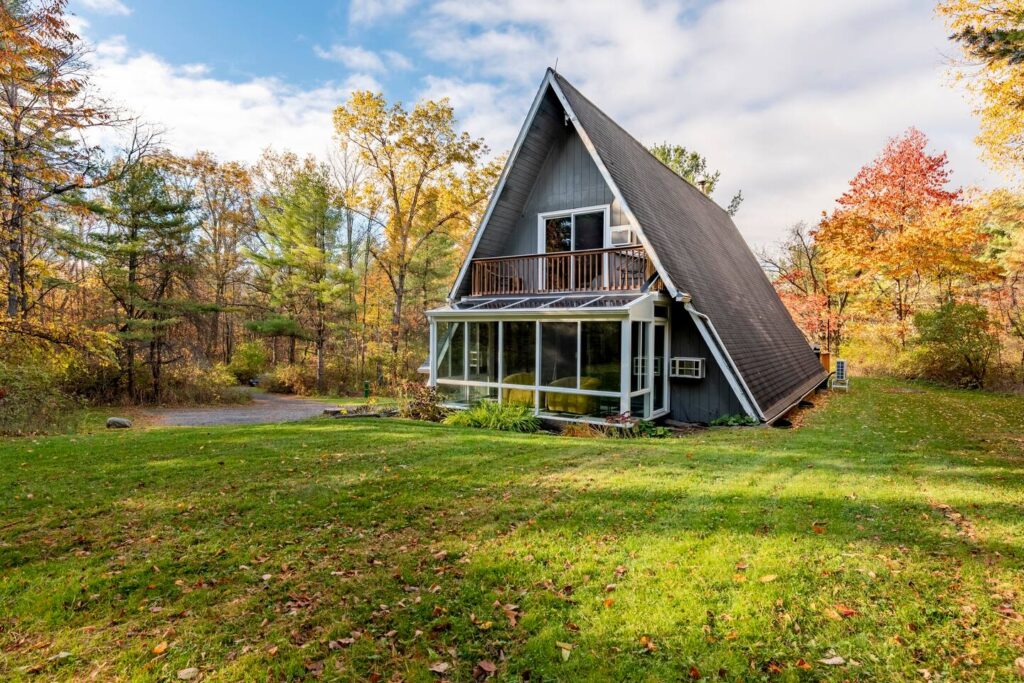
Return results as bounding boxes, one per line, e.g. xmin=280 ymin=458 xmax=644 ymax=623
xmin=552 ymin=71 xmax=826 ymax=421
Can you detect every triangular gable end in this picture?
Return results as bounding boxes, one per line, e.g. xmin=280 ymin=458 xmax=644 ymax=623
xmin=450 ymin=69 xmax=679 ymax=301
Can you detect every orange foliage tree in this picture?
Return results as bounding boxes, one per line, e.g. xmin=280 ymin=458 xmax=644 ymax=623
xmin=815 ymin=128 xmax=989 ymax=346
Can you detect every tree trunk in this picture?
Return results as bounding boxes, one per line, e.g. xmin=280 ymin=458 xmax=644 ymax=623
xmin=390 ymin=271 xmax=405 ymax=355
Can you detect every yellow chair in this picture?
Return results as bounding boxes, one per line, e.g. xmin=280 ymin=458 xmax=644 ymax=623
xmin=544 ymin=377 xmax=600 ymax=415
xmin=501 ymin=373 xmax=535 ymax=406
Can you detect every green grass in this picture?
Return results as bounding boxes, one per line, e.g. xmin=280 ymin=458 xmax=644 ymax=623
xmin=1 ymin=379 xmax=1023 ymax=681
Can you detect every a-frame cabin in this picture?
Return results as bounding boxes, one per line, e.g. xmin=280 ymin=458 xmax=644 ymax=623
xmin=425 ymin=69 xmax=827 ymax=425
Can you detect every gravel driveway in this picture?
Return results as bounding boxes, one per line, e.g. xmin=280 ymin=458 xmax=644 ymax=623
xmin=147 ymin=392 xmax=339 ymax=427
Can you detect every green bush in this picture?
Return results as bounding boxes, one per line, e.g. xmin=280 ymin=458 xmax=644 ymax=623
xmin=159 ymin=363 xmax=247 ymax=405
xmin=0 ymin=362 xmax=83 ymax=435
xmin=444 ymin=401 xmax=540 ymax=432
xmin=913 ymin=302 xmax=999 ymax=388
xmin=261 ymin=364 xmax=315 ymax=395
xmin=710 ymin=413 xmax=760 ymax=427
xmin=227 ymin=342 xmax=269 ymax=384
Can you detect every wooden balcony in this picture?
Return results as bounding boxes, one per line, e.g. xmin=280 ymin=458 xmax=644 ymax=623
xmin=470 ymin=246 xmax=660 ymax=296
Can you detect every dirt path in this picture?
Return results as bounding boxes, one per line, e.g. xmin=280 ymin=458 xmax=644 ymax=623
xmin=146 ymin=392 xmax=339 ymax=427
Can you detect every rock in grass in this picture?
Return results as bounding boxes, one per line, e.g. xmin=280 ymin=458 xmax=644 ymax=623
xmin=106 ymin=417 xmax=132 ymax=429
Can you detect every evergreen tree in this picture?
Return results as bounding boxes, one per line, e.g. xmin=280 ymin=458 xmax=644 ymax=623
xmin=89 ymin=159 xmax=193 ymax=402
xmin=251 ymin=160 xmax=352 ymax=392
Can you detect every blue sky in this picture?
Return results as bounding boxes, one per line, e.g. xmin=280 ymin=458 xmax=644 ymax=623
xmin=72 ymin=0 xmax=999 ymax=247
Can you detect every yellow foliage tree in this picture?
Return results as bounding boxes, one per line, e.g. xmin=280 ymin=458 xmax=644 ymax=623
xmin=938 ymin=0 xmax=1024 ymax=172
xmin=333 ymin=92 xmax=500 ymax=362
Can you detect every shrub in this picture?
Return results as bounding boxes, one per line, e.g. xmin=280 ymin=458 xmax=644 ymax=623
xmin=710 ymin=413 xmax=760 ymax=427
xmin=0 ymin=361 xmax=83 ymax=435
xmin=561 ymin=422 xmax=608 ymax=438
xmin=913 ymin=302 xmax=999 ymax=388
xmin=227 ymin=342 xmax=269 ymax=384
xmin=443 ymin=401 xmax=540 ymax=432
xmin=159 ymin=363 xmax=247 ymax=405
xmin=604 ymin=413 xmax=671 ymax=437
xmin=396 ymin=381 xmax=447 ymax=422
xmin=261 ymin=364 xmax=315 ymax=395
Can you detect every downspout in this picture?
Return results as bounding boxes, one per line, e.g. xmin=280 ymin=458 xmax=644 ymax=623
xmin=678 ymin=296 xmax=765 ymax=421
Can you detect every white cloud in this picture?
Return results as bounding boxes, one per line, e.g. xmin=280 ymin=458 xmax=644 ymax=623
xmin=349 ymin=0 xmax=415 ymax=24
xmin=314 ymin=44 xmax=413 ymax=74
xmin=315 ymin=44 xmax=387 ymax=72
xmin=416 ymin=0 xmax=1000 ymax=247
xmin=77 ymin=0 xmax=131 ymax=16
xmin=86 ymin=36 xmax=380 ymax=163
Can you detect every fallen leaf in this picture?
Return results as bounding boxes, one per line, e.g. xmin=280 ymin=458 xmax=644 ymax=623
xmin=556 ymin=641 xmax=573 ymax=661
xmin=639 ymin=635 xmax=657 ymax=652
xmin=819 ymin=655 xmax=845 ymax=666
xmin=795 ymin=658 xmax=812 ymax=670
xmin=152 ymin=641 xmax=168 ymax=655
xmin=689 ymin=665 xmax=701 ymax=679
xmin=732 ymin=574 xmax=746 ymax=583
xmin=428 ymin=662 xmax=450 ymax=674
xmin=615 ymin=565 xmax=628 ymax=577
xmin=766 ymin=662 xmax=783 ymax=673
xmin=724 ymin=630 xmax=738 ymax=641
xmin=267 ymin=645 xmax=279 ymax=656
xmin=475 ymin=659 xmax=497 ymax=678
xmin=603 ymin=598 xmax=615 ymax=608
xmin=177 ymin=668 xmax=199 ymax=680
xmin=1014 ymin=657 xmax=1024 ymax=677
xmin=760 ymin=574 xmax=778 ymax=583
xmin=735 ymin=561 xmax=748 ymax=571
xmin=834 ymin=604 xmax=858 ymax=618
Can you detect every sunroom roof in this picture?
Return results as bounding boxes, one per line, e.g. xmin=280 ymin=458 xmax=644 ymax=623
xmin=438 ymin=293 xmax=651 ymax=314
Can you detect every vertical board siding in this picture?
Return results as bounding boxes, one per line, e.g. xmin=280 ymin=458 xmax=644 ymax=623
xmin=668 ymin=302 xmax=743 ymax=423
xmin=456 ymin=87 xmax=627 ymax=298
xmin=503 ymin=126 xmax=624 ymax=255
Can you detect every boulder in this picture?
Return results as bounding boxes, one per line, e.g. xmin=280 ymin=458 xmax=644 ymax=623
xmin=106 ymin=417 xmax=132 ymax=429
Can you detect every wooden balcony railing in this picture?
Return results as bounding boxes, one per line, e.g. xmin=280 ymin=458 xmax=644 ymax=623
xmin=470 ymin=245 xmax=659 ymax=296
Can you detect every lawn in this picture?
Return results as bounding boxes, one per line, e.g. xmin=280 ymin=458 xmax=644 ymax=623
xmin=2 ymin=379 xmax=1023 ymax=681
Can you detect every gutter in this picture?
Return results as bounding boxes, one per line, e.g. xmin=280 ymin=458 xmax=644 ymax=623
xmin=678 ymin=296 xmax=766 ymax=422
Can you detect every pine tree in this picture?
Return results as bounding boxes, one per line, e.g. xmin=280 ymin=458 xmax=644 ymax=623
xmin=89 ymin=159 xmax=193 ymax=402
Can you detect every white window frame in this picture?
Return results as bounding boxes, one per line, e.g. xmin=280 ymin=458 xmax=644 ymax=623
xmin=537 ymin=205 xmax=610 ymax=291
xmin=433 ymin=317 xmax=629 ymax=424
xmin=670 ymin=356 xmax=705 ymax=379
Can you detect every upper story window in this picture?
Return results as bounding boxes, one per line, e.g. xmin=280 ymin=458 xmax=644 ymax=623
xmin=538 ymin=205 xmax=608 ymax=254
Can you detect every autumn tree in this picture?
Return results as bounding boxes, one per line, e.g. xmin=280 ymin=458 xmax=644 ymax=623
xmin=186 ymin=152 xmax=255 ymax=362
xmin=939 ymin=0 xmax=1024 ymax=171
xmin=762 ymin=222 xmax=851 ymax=353
xmin=973 ymin=188 xmax=1024 ymax=371
xmin=0 ymin=0 xmax=148 ymax=324
xmin=815 ymin=128 xmax=969 ymax=346
xmin=650 ymin=142 xmax=743 ymax=215
xmin=333 ymin=92 xmax=500 ymax=366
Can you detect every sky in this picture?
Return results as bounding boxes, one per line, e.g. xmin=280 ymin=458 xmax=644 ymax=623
xmin=70 ymin=0 xmax=1002 ymax=248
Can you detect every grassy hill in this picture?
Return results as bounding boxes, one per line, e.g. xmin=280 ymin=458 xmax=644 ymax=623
xmin=2 ymin=379 xmax=1023 ymax=681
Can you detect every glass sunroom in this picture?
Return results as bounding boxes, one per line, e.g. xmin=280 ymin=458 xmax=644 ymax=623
xmin=426 ymin=293 xmax=669 ymax=422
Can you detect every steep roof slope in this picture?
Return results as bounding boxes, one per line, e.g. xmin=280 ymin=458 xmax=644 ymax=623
xmin=552 ymin=71 xmax=826 ymax=420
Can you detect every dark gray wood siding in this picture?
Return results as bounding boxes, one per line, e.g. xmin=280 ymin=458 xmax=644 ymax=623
xmin=668 ymin=301 xmax=743 ymax=423
xmin=500 ymin=125 xmax=627 ymax=255
xmin=454 ymin=87 xmax=627 ymax=296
